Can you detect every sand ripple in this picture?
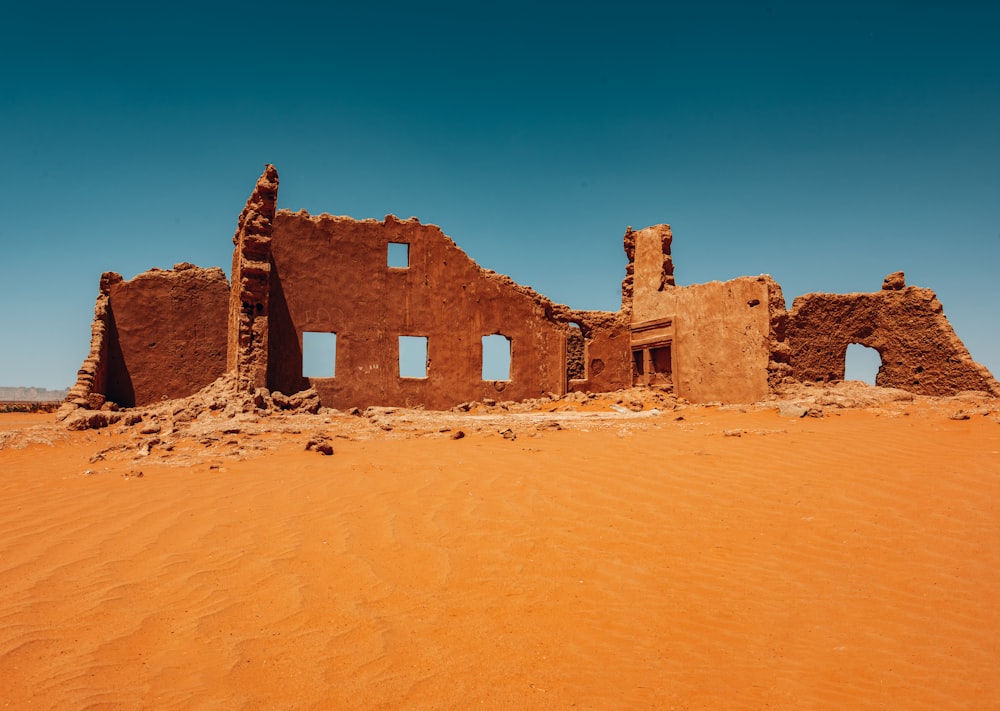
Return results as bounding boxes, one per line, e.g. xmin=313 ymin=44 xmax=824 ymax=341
xmin=1 ymin=407 xmax=998 ymax=708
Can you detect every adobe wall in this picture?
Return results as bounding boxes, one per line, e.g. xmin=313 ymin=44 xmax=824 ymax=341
xmin=623 ymin=224 xmax=675 ymax=318
xmin=266 ymin=211 xmax=572 ymax=410
xmin=564 ymin=310 xmax=632 ymax=394
xmin=649 ymin=278 xmax=778 ymax=403
xmin=786 ymin=273 xmax=1000 ymax=396
xmin=228 ymin=164 xmax=279 ymax=393
xmin=61 ymin=272 xmax=116 ymax=414
xmin=101 ymin=264 xmax=230 ymax=407
xmin=626 ymin=224 xmax=783 ymax=403
xmin=69 ymin=164 xmax=996 ymax=414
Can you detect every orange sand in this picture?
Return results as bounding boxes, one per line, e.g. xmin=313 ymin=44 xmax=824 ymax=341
xmin=1 ymin=405 xmax=998 ymax=709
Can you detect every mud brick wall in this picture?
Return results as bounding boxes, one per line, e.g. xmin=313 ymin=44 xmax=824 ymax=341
xmin=786 ymin=274 xmax=999 ymax=396
xmin=102 ymin=265 xmax=229 ymax=406
xmin=267 ymin=211 xmax=574 ymax=410
xmin=228 ymin=164 xmax=278 ymax=393
xmin=626 ymin=224 xmax=783 ymax=404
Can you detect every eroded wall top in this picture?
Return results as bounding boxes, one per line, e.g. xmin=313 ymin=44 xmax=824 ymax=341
xmin=266 ymin=211 xmax=575 ymax=409
xmin=786 ymin=272 xmax=1000 ymax=396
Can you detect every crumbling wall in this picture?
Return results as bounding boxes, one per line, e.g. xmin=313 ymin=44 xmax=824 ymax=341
xmin=228 ymin=165 xmax=279 ymax=393
xmin=61 ymin=272 xmax=117 ymax=415
xmin=621 ymin=224 xmax=673 ymax=316
xmin=62 ymin=265 xmax=230 ymax=413
xmin=100 ymin=264 xmax=230 ymax=406
xmin=648 ymin=277 xmax=778 ymax=403
xmin=73 ymin=163 xmax=997 ymax=414
xmin=626 ymin=224 xmax=783 ymax=403
xmin=786 ymin=272 xmax=999 ymax=396
xmin=266 ymin=211 xmax=573 ymax=410
xmin=564 ymin=310 xmax=632 ymax=394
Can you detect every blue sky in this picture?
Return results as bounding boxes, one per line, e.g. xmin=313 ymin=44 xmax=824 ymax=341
xmin=2 ymin=1 xmax=997 ymax=389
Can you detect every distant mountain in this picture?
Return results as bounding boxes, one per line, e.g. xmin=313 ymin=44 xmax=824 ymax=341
xmin=0 ymin=386 xmax=69 ymax=402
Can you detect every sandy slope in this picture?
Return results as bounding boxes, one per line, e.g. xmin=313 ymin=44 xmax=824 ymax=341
xmin=1 ymin=396 xmax=998 ymax=709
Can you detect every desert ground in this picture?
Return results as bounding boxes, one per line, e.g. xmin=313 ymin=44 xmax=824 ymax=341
xmin=1 ymin=384 xmax=999 ymax=709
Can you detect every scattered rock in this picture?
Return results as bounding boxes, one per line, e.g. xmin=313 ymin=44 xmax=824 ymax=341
xmin=289 ymin=389 xmax=321 ymax=414
xmin=882 ymin=271 xmax=906 ymax=290
xmin=450 ymin=430 xmax=466 ymax=440
xmin=778 ymin=402 xmax=808 ymax=418
xmin=304 ymin=433 xmax=335 ymax=455
xmin=65 ymin=410 xmax=123 ymax=431
xmin=253 ymin=387 xmax=273 ymax=410
xmin=500 ymin=428 xmax=516 ymax=441
xmin=723 ymin=429 xmax=744 ymax=437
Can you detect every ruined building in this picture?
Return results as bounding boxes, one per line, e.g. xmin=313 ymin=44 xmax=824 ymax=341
xmin=63 ymin=165 xmax=999 ymax=414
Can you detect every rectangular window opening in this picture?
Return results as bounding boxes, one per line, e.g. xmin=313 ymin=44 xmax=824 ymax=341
xmin=302 ymin=331 xmax=336 ymax=378
xmin=388 ymin=242 xmax=409 ymax=268
xmin=650 ymin=345 xmax=672 ymax=376
xmin=632 ymin=350 xmax=645 ymax=377
xmin=482 ymin=334 xmax=512 ymax=381
xmin=399 ymin=335 xmax=428 ymax=378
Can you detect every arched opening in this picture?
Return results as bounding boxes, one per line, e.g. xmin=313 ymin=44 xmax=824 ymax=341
xmin=844 ymin=343 xmax=882 ymax=385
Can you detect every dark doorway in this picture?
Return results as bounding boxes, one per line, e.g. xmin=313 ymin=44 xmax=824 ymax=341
xmin=632 ymin=342 xmax=672 ymax=387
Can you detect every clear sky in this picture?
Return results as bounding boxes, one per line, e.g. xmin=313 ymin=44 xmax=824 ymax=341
xmin=2 ymin=1 xmax=997 ymax=390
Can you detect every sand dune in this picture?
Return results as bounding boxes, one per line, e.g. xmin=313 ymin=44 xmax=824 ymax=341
xmin=1 ymin=397 xmax=998 ymax=709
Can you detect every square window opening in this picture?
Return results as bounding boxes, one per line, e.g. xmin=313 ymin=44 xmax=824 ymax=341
xmin=388 ymin=242 xmax=409 ymax=268
xmin=482 ymin=334 xmax=512 ymax=381
xmin=399 ymin=335 xmax=428 ymax=378
xmin=302 ymin=331 xmax=336 ymax=378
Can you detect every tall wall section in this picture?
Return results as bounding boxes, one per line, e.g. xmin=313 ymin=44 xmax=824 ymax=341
xmin=563 ymin=310 xmax=632 ymax=395
xmin=64 ymin=265 xmax=229 ymax=411
xmin=62 ymin=271 xmax=117 ymax=414
xmin=625 ymin=224 xmax=785 ymax=403
xmin=104 ymin=265 xmax=229 ymax=406
xmin=266 ymin=211 xmax=576 ymax=410
xmin=228 ymin=165 xmax=279 ymax=393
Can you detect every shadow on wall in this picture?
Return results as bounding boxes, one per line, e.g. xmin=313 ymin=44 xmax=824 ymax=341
xmin=104 ymin=306 xmax=135 ymax=407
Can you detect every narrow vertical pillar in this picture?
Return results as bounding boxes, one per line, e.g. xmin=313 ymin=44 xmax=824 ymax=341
xmin=227 ymin=165 xmax=279 ymax=393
